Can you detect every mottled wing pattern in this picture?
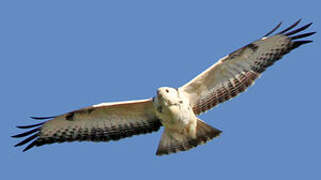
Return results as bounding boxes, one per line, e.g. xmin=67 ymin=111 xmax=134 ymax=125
xmin=12 ymin=99 xmax=161 ymax=151
xmin=180 ymin=20 xmax=315 ymax=115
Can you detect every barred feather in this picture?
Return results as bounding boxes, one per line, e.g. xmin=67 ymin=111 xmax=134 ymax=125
xmin=181 ymin=20 xmax=315 ymax=115
xmin=13 ymin=99 xmax=161 ymax=151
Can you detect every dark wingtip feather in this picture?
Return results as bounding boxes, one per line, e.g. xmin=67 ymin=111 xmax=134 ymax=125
xmin=22 ymin=140 xmax=38 ymax=152
xmin=30 ymin=116 xmax=56 ymax=120
xmin=14 ymin=134 xmax=39 ymax=147
xmin=16 ymin=122 xmax=45 ymax=129
xmin=263 ymin=21 xmax=282 ymax=37
xmin=292 ymin=40 xmax=313 ymax=49
xmin=278 ymin=19 xmax=302 ymax=34
xmin=12 ymin=128 xmax=40 ymax=138
xmin=290 ymin=32 xmax=316 ymax=40
xmin=285 ymin=23 xmax=313 ymax=36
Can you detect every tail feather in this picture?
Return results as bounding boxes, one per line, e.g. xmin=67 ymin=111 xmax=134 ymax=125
xmin=156 ymin=119 xmax=221 ymax=156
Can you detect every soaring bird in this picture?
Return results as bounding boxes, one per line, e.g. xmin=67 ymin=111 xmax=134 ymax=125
xmin=13 ymin=20 xmax=315 ymax=156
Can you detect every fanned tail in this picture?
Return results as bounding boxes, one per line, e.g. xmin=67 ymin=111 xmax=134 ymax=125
xmin=156 ymin=119 xmax=221 ymax=156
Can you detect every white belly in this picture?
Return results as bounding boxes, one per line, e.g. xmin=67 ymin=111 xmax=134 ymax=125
xmin=154 ymin=97 xmax=197 ymax=136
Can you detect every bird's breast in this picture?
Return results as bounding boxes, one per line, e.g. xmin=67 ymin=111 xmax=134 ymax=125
xmin=157 ymin=101 xmax=195 ymax=127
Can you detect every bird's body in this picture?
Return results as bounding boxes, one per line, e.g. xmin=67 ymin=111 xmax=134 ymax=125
xmin=153 ymin=87 xmax=215 ymax=154
xmin=154 ymin=87 xmax=195 ymax=132
xmin=13 ymin=20 xmax=315 ymax=156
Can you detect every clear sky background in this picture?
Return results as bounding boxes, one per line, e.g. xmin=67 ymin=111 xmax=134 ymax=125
xmin=1 ymin=0 xmax=320 ymax=179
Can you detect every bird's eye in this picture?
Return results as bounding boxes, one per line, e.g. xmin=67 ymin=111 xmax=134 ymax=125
xmin=166 ymin=89 xmax=169 ymax=93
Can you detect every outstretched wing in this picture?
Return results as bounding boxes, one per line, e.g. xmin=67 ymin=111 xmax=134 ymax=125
xmin=180 ymin=20 xmax=315 ymax=115
xmin=12 ymin=99 xmax=161 ymax=151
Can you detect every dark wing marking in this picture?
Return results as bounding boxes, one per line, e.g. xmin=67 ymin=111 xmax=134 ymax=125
xmin=263 ymin=21 xmax=282 ymax=37
xmin=180 ymin=20 xmax=315 ymax=115
xmin=277 ymin=19 xmax=301 ymax=35
xmin=16 ymin=122 xmax=45 ymax=129
xmin=12 ymin=99 xmax=161 ymax=152
xmin=30 ymin=116 xmax=57 ymax=120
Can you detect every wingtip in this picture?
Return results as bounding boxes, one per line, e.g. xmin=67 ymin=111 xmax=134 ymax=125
xmin=278 ymin=19 xmax=303 ymax=35
xmin=12 ymin=134 xmax=19 ymax=138
xmin=295 ymin=18 xmax=302 ymax=25
xmin=16 ymin=122 xmax=45 ymax=129
xmin=11 ymin=128 xmax=40 ymax=138
xmin=285 ymin=22 xmax=313 ymax=36
xmin=30 ymin=116 xmax=56 ymax=120
xmin=13 ymin=134 xmax=39 ymax=148
xmin=292 ymin=40 xmax=313 ymax=49
xmin=290 ymin=32 xmax=316 ymax=40
xmin=263 ymin=21 xmax=282 ymax=37
xmin=304 ymin=22 xmax=313 ymax=29
xmin=22 ymin=141 xmax=37 ymax=152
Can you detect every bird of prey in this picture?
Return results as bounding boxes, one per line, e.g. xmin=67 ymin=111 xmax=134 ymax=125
xmin=13 ymin=20 xmax=315 ymax=156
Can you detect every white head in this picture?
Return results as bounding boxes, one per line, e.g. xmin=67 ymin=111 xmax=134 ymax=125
xmin=155 ymin=87 xmax=180 ymax=106
xmin=153 ymin=87 xmax=193 ymax=125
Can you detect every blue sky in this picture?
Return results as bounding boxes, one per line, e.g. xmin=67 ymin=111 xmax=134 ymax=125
xmin=1 ymin=0 xmax=320 ymax=179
